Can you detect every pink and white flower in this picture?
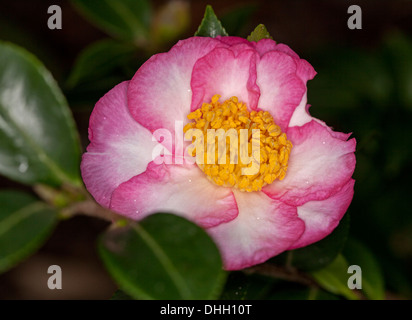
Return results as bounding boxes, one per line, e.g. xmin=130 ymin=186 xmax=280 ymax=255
xmin=81 ymin=36 xmax=356 ymax=270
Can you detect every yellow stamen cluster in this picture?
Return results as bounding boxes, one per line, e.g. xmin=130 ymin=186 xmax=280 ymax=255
xmin=183 ymin=94 xmax=292 ymax=192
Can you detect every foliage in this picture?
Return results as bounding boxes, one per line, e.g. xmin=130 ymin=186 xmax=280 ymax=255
xmin=0 ymin=2 xmax=410 ymax=300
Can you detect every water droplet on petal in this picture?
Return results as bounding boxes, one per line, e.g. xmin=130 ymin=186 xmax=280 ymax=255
xmin=322 ymin=141 xmax=326 ymax=145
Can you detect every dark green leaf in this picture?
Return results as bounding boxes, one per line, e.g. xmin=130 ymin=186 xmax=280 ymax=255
xmin=220 ymin=272 xmax=275 ymax=300
xmin=195 ymin=5 xmax=228 ymax=38
xmin=311 ymin=254 xmax=359 ymax=300
xmin=99 ymin=213 xmax=226 ymax=300
xmin=71 ymin=0 xmax=152 ymax=44
xmin=247 ymin=24 xmax=273 ymax=42
xmin=0 ymin=190 xmax=58 ymax=273
xmin=343 ymin=238 xmax=385 ymax=300
xmin=67 ymin=39 xmax=137 ymax=89
xmin=0 ymin=42 xmax=82 ymax=187
xmin=274 ymin=213 xmax=350 ymax=271
xmin=110 ymin=289 xmax=133 ymax=300
xmin=268 ymin=285 xmax=340 ymax=300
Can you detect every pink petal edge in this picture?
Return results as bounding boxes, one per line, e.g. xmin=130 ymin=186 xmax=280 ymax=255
xmin=127 ymin=37 xmax=223 ymax=135
xmin=289 ymin=179 xmax=355 ymax=250
xmin=263 ymin=120 xmax=356 ymax=206
xmin=81 ymin=81 xmax=159 ymax=208
xmin=109 ymin=160 xmax=239 ymax=228
xmin=207 ymin=190 xmax=305 ymax=270
xmin=190 ymin=46 xmax=260 ymax=111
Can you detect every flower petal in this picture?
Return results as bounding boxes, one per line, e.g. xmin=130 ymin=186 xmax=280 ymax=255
xmin=127 ymin=37 xmax=222 ymax=134
xmin=216 ymin=36 xmax=252 ymax=47
xmin=288 ymin=93 xmax=312 ymax=127
xmin=207 ymin=190 xmax=305 ymax=270
xmin=81 ymin=81 xmax=159 ymax=208
xmin=110 ymin=161 xmax=238 ymax=228
xmin=289 ymin=179 xmax=355 ymax=250
xmin=254 ymin=39 xmax=317 ymax=83
xmin=263 ymin=120 xmax=356 ymax=206
xmin=255 ymin=39 xmax=299 ymax=59
xmin=256 ymin=51 xmax=306 ymax=130
xmin=191 ymin=46 xmax=260 ymax=111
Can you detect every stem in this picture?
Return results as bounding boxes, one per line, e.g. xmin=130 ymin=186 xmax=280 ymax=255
xmin=59 ymin=199 xmax=120 ymax=222
xmin=34 ymin=183 xmax=121 ymax=223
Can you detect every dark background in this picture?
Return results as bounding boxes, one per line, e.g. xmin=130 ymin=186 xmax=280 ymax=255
xmin=0 ymin=0 xmax=411 ymax=299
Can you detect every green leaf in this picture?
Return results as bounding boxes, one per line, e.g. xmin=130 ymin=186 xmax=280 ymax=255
xmin=0 ymin=42 xmax=82 ymax=187
xmin=99 ymin=213 xmax=226 ymax=300
xmin=268 ymin=285 xmax=340 ymax=300
xmin=273 ymin=213 xmax=350 ymax=271
xmin=343 ymin=238 xmax=385 ymax=300
xmin=0 ymin=190 xmax=58 ymax=273
xmin=195 ymin=5 xmax=228 ymax=38
xmin=71 ymin=0 xmax=151 ymax=45
xmin=220 ymin=272 xmax=275 ymax=300
xmin=247 ymin=24 xmax=273 ymax=42
xmin=311 ymin=254 xmax=359 ymax=300
xmin=110 ymin=289 xmax=133 ymax=300
xmin=67 ymin=39 xmax=137 ymax=89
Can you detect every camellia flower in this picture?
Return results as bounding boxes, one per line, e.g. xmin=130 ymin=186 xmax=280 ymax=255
xmin=81 ymin=36 xmax=356 ymax=270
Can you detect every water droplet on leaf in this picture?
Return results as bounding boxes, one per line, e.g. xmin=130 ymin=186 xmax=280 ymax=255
xmin=17 ymin=156 xmax=29 ymax=173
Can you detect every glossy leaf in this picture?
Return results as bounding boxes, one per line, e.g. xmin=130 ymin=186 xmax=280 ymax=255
xmin=247 ymin=24 xmax=273 ymax=42
xmin=195 ymin=5 xmax=228 ymax=38
xmin=343 ymin=238 xmax=385 ymax=300
xmin=311 ymin=254 xmax=359 ymax=300
xmin=99 ymin=213 xmax=226 ymax=300
xmin=0 ymin=190 xmax=58 ymax=273
xmin=0 ymin=42 xmax=81 ymax=186
xmin=71 ymin=0 xmax=152 ymax=44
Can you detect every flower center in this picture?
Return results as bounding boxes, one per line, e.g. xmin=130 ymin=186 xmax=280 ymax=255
xmin=183 ymin=94 xmax=292 ymax=192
